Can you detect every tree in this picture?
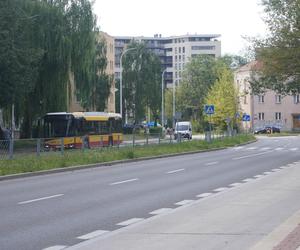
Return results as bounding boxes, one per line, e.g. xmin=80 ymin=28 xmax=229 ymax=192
xmin=252 ymin=0 xmax=300 ymax=94
xmin=176 ymin=55 xmax=220 ymax=122
xmin=204 ymin=63 xmax=239 ymax=130
xmin=122 ymin=41 xmax=161 ymax=123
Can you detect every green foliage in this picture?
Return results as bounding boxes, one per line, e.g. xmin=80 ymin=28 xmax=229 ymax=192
xmin=252 ymin=0 xmax=300 ymax=94
xmin=204 ymin=63 xmax=239 ymax=130
xmin=0 ymin=0 xmax=110 ymax=137
xmin=122 ymin=41 xmax=162 ymax=123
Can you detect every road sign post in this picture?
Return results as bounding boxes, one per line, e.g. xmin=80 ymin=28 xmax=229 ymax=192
xmin=204 ymin=105 xmax=215 ymax=142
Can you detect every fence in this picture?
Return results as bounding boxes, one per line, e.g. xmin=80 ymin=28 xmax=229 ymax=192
xmin=0 ymin=130 xmax=238 ymax=160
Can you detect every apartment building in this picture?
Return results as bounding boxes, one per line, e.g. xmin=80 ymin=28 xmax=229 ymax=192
xmin=69 ymin=31 xmax=116 ymax=113
xmin=235 ymin=61 xmax=300 ymax=131
xmin=114 ymin=34 xmax=221 ymax=88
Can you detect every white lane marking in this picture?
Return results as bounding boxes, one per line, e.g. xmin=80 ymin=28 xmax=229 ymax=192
xmin=166 ymin=168 xmax=185 ymax=174
xmin=18 ymin=194 xmax=64 ymax=205
xmin=213 ymin=187 xmax=228 ymax=192
xmin=263 ymin=171 xmax=272 ymax=175
xmin=275 ymin=147 xmax=284 ymax=151
xmin=246 ymin=147 xmax=257 ymax=150
xmin=229 ymin=183 xmax=242 ymax=187
xmin=77 ymin=230 xmax=109 ymax=240
xmin=149 ymin=208 xmax=173 ymax=215
xmin=117 ymin=218 xmax=144 ymax=226
xmin=290 ymin=147 xmax=298 ymax=151
xmin=233 ymin=146 xmax=244 ymax=150
xmin=272 ymin=168 xmax=281 ymax=172
xmin=232 ymin=150 xmax=273 ymax=160
xmin=196 ymin=192 xmax=212 ymax=198
xmin=293 ymin=161 xmax=299 ymax=164
xmin=279 ymin=166 xmax=287 ymax=169
xmin=260 ymin=147 xmax=271 ymax=151
xmin=254 ymin=175 xmax=263 ymax=178
xmin=205 ymin=161 xmax=219 ymax=166
xmin=242 ymin=178 xmax=253 ymax=182
xmin=175 ymin=200 xmax=194 ymax=206
xmin=43 ymin=246 xmax=67 ymax=250
xmin=110 ymin=178 xmax=138 ymax=185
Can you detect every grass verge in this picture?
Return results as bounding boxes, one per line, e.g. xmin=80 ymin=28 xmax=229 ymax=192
xmin=0 ymin=134 xmax=255 ymax=176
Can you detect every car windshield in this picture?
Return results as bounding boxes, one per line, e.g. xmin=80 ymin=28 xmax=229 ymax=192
xmin=176 ymin=125 xmax=189 ymax=131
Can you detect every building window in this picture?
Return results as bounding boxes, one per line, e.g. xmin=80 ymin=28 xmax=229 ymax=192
xmin=191 ymin=46 xmax=215 ymax=50
xmin=179 ymin=47 xmax=181 ymax=53
xmin=275 ymin=112 xmax=281 ymax=120
xmin=175 ymin=55 xmax=177 ymax=62
xmin=179 ymin=55 xmax=181 ymax=61
xmin=183 ymin=47 xmax=185 ymax=53
xmin=179 ymin=71 xmax=182 ymax=78
xmin=258 ymin=112 xmax=265 ymax=120
xmin=183 ymin=55 xmax=185 ymax=61
xmin=275 ymin=94 xmax=281 ymax=103
xmin=258 ymin=95 xmax=264 ymax=103
xmin=175 ymin=47 xmax=177 ymax=54
xmin=175 ymin=72 xmax=178 ymax=78
xmin=294 ymin=94 xmax=300 ymax=104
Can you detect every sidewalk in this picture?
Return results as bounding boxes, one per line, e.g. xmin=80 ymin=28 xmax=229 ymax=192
xmin=68 ymin=162 xmax=300 ymax=250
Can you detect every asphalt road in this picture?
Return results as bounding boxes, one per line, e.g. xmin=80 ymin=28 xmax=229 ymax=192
xmin=1 ymin=136 xmax=300 ymax=250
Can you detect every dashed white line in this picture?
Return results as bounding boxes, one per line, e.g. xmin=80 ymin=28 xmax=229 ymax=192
xmin=233 ymin=146 xmax=244 ymax=150
xmin=272 ymin=168 xmax=281 ymax=172
xmin=149 ymin=208 xmax=173 ymax=215
xmin=42 ymin=246 xmax=67 ymax=250
xmin=18 ymin=194 xmax=64 ymax=205
xmin=260 ymin=147 xmax=271 ymax=151
xmin=229 ymin=183 xmax=242 ymax=187
xmin=242 ymin=178 xmax=253 ymax=182
xmin=213 ymin=187 xmax=228 ymax=192
xmin=275 ymin=147 xmax=284 ymax=151
xmin=175 ymin=200 xmax=194 ymax=206
xmin=196 ymin=192 xmax=212 ymax=198
xmin=167 ymin=168 xmax=185 ymax=174
xmin=232 ymin=150 xmax=273 ymax=160
xmin=246 ymin=147 xmax=257 ymax=150
xmin=290 ymin=147 xmax=298 ymax=151
xmin=117 ymin=218 xmax=144 ymax=226
xmin=77 ymin=230 xmax=109 ymax=240
xmin=205 ymin=161 xmax=219 ymax=166
xmin=110 ymin=178 xmax=139 ymax=186
xmin=254 ymin=175 xmax=263 ymax=178
xmin=263 ymin=171 xmax=272 ymax=175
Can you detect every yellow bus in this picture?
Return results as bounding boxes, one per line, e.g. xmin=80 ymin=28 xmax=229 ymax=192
xmin=42 ymin=112 xmax=123 ymax=149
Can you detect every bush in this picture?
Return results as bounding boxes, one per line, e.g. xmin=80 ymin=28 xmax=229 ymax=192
xmin=149 ymin=127 xmax=162 ymax=134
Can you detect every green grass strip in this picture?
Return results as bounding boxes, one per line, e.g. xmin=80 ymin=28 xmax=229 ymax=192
xmin=0 ymin=134 xmax=255 ymax=176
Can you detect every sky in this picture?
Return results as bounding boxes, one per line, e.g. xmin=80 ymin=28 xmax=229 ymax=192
xmin=93 ymin=0 xmax=269 ymax=56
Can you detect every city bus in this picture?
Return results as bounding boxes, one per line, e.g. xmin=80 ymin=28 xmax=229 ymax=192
xmin=42 ymin=112 xmax=123 ymax=149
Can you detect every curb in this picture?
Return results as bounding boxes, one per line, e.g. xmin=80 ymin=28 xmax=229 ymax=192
xmin=0 ymin=138 xmax=257 ymax=181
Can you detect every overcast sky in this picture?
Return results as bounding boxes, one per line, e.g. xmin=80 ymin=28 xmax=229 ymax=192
xmin=93 ymin=0 xmax=268 ymax=55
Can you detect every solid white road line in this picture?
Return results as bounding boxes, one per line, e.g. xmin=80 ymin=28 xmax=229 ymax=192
xmin=213 ymin=187 xmax=228 ymax=192
xmin=232 ymin=150 xmax=273 ymax=160
xmin=205 ymin=161 xmax=219 ymax=166
xmin=149 ymin=208 xmax=173 ymax=215
xmin=196 ymin=192 xmax=212 ymax=198
xmin=229 ymin=183 xmax=242 ymax=187
xmin=166 ymin=168 xmax=185 ymax=174
xmin=290 ymin=147 xmax=298 ymax=151
xmin=117 ymin=218 xmax=144 ymax=226
xmin=18 ymin=194 xmax=64 ymax=205
xmin=42 ymin=246 xmax=67 ymax=250
xmin=110 ymin=178 xmax=138 ymax=186
xmin=77 ymin=230 xmax=109 ymax=240
xmin=175 ymin=200 xmax=194 ymax=206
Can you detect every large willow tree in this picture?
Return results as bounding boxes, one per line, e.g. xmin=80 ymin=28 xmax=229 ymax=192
xmin=0 ymin=0 xmax=110 ymax=137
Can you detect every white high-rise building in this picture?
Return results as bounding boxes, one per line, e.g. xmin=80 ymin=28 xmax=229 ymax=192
xmin=114 ymin=34 xmax=221 ymax=88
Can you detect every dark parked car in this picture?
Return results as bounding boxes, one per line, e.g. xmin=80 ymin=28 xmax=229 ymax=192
xmin=254 ymin=126 xmax=280 ymax=134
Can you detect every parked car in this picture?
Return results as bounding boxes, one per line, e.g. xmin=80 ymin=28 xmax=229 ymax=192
xmin=254 ymin=126 xmax=280 ymax=134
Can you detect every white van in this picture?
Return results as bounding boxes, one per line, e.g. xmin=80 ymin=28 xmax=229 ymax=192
xmin=174 ymin=121 xmax=192 ymax=140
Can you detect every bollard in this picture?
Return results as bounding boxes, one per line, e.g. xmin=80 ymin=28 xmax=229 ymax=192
xmin=37 ymin=138 xmax=41 ymax=157
xmin=61 ymin=138 xmax=64 ymax=155
xmin=9 ymin=138 xmax=14 ymax=160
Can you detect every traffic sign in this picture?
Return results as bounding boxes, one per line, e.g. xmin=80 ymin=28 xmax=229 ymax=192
xmin=204 ymin=105 xmax=214 ymax=115
xmin=242 ymin=114 xmax=251 ymax=121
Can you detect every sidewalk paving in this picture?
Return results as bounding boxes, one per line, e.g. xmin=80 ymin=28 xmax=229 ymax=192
xmin=69 ymin=163 xmax=300 ymax=250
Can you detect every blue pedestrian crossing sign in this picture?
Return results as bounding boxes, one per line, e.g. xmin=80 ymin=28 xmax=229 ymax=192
xmin=204 ymin=105 xmax=215 ymax=115
xmin=242 ymin=114 xmax=251 ymax=121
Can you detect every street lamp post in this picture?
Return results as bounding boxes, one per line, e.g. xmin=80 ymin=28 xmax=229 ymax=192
xmin=161 ymin=69 xmax=167 ymax=127
xmin=120 ymin=47 xmax=136 ymax=121
xmin=173 ymin=80 xmax=176 ymax=128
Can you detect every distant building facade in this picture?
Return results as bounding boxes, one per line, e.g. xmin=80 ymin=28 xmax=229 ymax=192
xmin=235 ymin=61 xmax=300 ymax=131
xmin=69 ymin=31 xmax=115 ymax=113
xmin=114 ymin=34 xmax=221 ymax=88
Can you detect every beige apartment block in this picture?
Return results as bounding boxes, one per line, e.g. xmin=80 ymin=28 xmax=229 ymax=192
xmin=235 ymin=61 xmax=300 ymax=131
xmin=69 ymin=31 xmax=115 ymax=113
